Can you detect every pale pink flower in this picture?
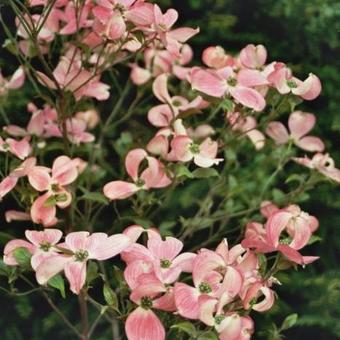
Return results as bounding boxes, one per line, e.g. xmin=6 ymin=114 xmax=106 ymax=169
xmin=36 ymin=231 xmax=131 ymax=294
xmin=268 ymin=64 xmax=321 ymax=100
xmin=202 ymin=46 xmax=235 ymax=69
xmin=103 ymin=149 xmax=171 ymax=200
xmin=239 ymin=44 xmax=267 ymax=69
xmin=171 ymin=135 xmax=223 ymax=168
xmin=293 ymin=153 xmax=340 ymax=184
xmin=242 ymin=281 xmax=275 ymax=312
xmin=37 ymin=56 xmax=110 ymax=101
xmin=0 ymin=66 xmax=25 ymax=96
xmin=3 ymin=229 xmax=62 ymax=269
xmin=0 ymin=136 xmax=31 ymax=159
xmin=190 ymin=66 xmax=266 ymax=111
xmin=29 ymin=156 xmax=80 ymax=226
xmin=266 ymin=111 xmax=324 ymax=152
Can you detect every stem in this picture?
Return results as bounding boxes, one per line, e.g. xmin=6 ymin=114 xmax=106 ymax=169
xmin=79 ymin=290 xmax=89 ymax=340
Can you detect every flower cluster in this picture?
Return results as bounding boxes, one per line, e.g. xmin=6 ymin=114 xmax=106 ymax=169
xmin=0 ymin=0 xmax=339 ymax=339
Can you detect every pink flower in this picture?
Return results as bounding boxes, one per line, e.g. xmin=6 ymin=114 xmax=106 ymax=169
xmin=122 ymin=231 xmax=195 ymax=286
xmin=125 ymin=274 xmax=173 ymax=340
xmin=242 ymin=281 xmax=275 ymax=312
xmin=266 ymin=111 xmax=324 ymax=152
xmin=239 ymin=44 xmax=267 ymax=69
xmin=29 ymin=156 xmax=80 ymax=226
xmin=37 ymin=56 xmax=110 ymax=101
xmin=0 ymin=66 xmax=25 ymax=96
xmin=227 ymin=112 xmax=265 ymax=150
xmin=0 ymin=157 xmax=36 ymax=200
xmin=190 ymin=67 xmax=266 ymax=111
xmin=242 ymin=205 xmax=319 ymax=265
xmin=5 ymin=210 xmax=31 ymax=223
xmin=174 ymin=244 xmax=243 ymax=320
xmin=171 ymin=135 xmax=223 ymax=168
xmin=268 ymin=64 xmax=321 ymax=100
xmin=0 ymin=136 xmax=31 ymax=159
xmin=293 ymin=153 xmax=340 ymax=183
xmin=202 ymin=46 xmax=235 ymax=69
xmin=103 ymin=149 xmax=171 ymax=200
xmin=152 ymin=4 xmax=199 ymax=56
xmin=36 ymin=231 xmax=131 ymax=294
xmin=3 ymin=229 xmax=62 ymax=269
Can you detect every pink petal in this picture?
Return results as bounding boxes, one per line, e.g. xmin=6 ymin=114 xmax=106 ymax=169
xmin=153 ymin=290 xmax=176 ymax=312
xmin=265 ymin=211 xmax=292 ymax=247
xmin=28 ymin=166 xmax=51 ymax=191
xmin=170 ymin=135 xmax=193 ymax=162
xmin=36 ymin=71 xmax=57 ymax=89
xmin=252 ymin=287 xmax=275 ymax=312
xmin=265 ymin=122 xmax=289 ymax=145
xmin=152 ymin=74 xmax=171 ymax=104
xmin=36 ymin=254 xmax=71 ymax=284
xmin=216 ymin=266 xmax=243 ymax=302
xmin=125 ymin=148 xmax=148 ymax=181
xmin=125 ymin=3 xmax=154 ymax=26
xmin=103 ymin=181 xmax=139 ymax=200
xmin=64 ymin=261 xmax=87 ymax=294
xmin=25 ymin=229 xmax=62 ymax=246
xmin=229 ymin=86 xmax=266 ymax=112
xmin=124 ymin=260 xmax=154 ymax=290
xmin=288 ymin=111 xmax=316 ymax=139
xmin=167 ymin=27 xmax=200 ymax=43
xmin=237 ymin=69 xmax=269 ymax=87
xmin=147 ymin=236 xmax=183 ymax=261
xmin=5 ymin=210 xmax=31 ymax=223
xmin=239 ymin=44 xmax=267 ymax=69
xmin=147 ymin=135 xmax=169 ymax=157
xmin=130 ymin=64 xmax=151 ymax=85
xmin=0 ymin=176 xmax=18 ymax=200
xmin=125 ymin=307 xmax=165 ymax=340
xmin=198 ymin=295 xmax=217 ymax=326
xmin=7 ymin=67 xmax=25 ymax=89
xmin=295 ymin=136 xmax=325 ymax=152
xmin=121 ymin=243 xmax=154 ymax=264
xmin=65 ymin=231 xmax=89 ymax=252
xmin=218 ymin=314 xmax=242 ymax=340
xmin=190 ymin=68 xmax=226 ymax=97
xmin=30 ymin=193 xmax=57 ymax=227
xmin=3 ymin=239 xmax=35 ymax=266
xmin=52 ymin=156 xmax=79 ymax=186
xmin=147 ymin=104 xmax=173 ymax=127
xmin=292 ymin=73 xmax=321 ymax=100
xmin=123 ymin=225 xmax=145 ymax=243
xmin=89 ymin=233 xmax=131 ymax=260
xmin=172 ymin=252 xmax=196 ymax=272
xmin=288 ymin=216 xmax=312 ymax=250
xmin=174 ymin=282 xmax=200 ymax=319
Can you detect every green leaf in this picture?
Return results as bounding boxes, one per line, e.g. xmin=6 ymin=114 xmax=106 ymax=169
xmin=176 ymin=164 xmax=193 ymax=178
xmin=281 ymin=313 xmax=298 ymax=330
xmin=221 ymin=99 xmax=234 ymax=112
xmin=79 ymin=191 xmax=109 ymax=205
xmin=308 ymin=235 xmax=322 ymax=245
xmin=192 ymin=168 xmax=219 ymax=179
xmin=103 ymin=284 xmax=118 ymax=310
xmin=13 ymin=248 xmax=32 ymax=267
xmin=48 ymin=274 xmax=66 ymax=298
xmin=197 ymin=331 xmax=218 ymax=340
xmin=86 ymin=261 xmax=99 ymax=283
xmin=170 ymin=321 xmax=197 ymax=337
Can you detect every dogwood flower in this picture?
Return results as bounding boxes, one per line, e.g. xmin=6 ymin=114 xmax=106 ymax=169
xmin=0 ymin=66 xmax=25 ymax=96
xmin=103 ymin=148 xmax=171 ymax=200
xmin=35 ymin=231 xmax=131 ymax=294
xmin=266 ymin=111 xmax=324 ymax=152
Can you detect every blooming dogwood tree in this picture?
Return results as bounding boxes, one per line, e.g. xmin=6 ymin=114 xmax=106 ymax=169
xmin=0 ymin=1 xmax=338 ymax=339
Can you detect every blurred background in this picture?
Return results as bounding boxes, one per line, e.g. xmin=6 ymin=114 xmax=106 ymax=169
xmin=0 ymin=0 xmax=339 ymax=339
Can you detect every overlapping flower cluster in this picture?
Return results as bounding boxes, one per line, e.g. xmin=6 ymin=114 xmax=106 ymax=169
xmin=1 ymin=0 xmax=339 ymax=339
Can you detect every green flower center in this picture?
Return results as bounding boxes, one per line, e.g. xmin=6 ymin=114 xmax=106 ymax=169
xmin=160 ymin=259 xmax=172 ymax=268
xmin=189 ymin=143 xmax=200 ymax=154
xmin=227 ymin=77 xmax=237 ymax=87
xmin=135 ymin=178 xmax=145 ymax=188
xmin=51 ymin=183 xmax=59 ymax=192
xmin=172 ymin=100 xmax=182 ymax=107
xmin=198 ymin=282 xmax=212 ymax=294
xmin=140 ymin=296 xmax=153 ymax=310
xmin=287 ymin=79 xmax=297 ymax=88
xmin=214 ymin=315 xmax=225 ymax=325
xmin=39 ymin=242 xmax=51 ymax=252
xmin=74 ymin=250 xmax=89 ymax=262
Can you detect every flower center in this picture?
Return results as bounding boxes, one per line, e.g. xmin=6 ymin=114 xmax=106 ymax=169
xmin=214 ymin=315 xmax=225 ymax=325
xmin=189 ymin=143 xmax=200 ymax=154
xmin=39 ymin=242 xmax=51 ymax=252
xmin=287 ymin=79 xmax=297 ymax=88
xmin=135 ymin=178 xmax=145 ymax=188
xmin=51 ymin=183 xmax=59 ymax=192
xmin=227 ymin=77 xmax=237 ymax=87
xmin=140 ymin=296 xmax=153 ymax=310
xmin=74 ymin=249 xmax=89 ymax=262
xmin=160 ymin=259 xmax=171 ymax=268
xmin=198 ymin=282 xmax=212 ymax=294
xmin=172 ymin=99 xmax=182 ymax=107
